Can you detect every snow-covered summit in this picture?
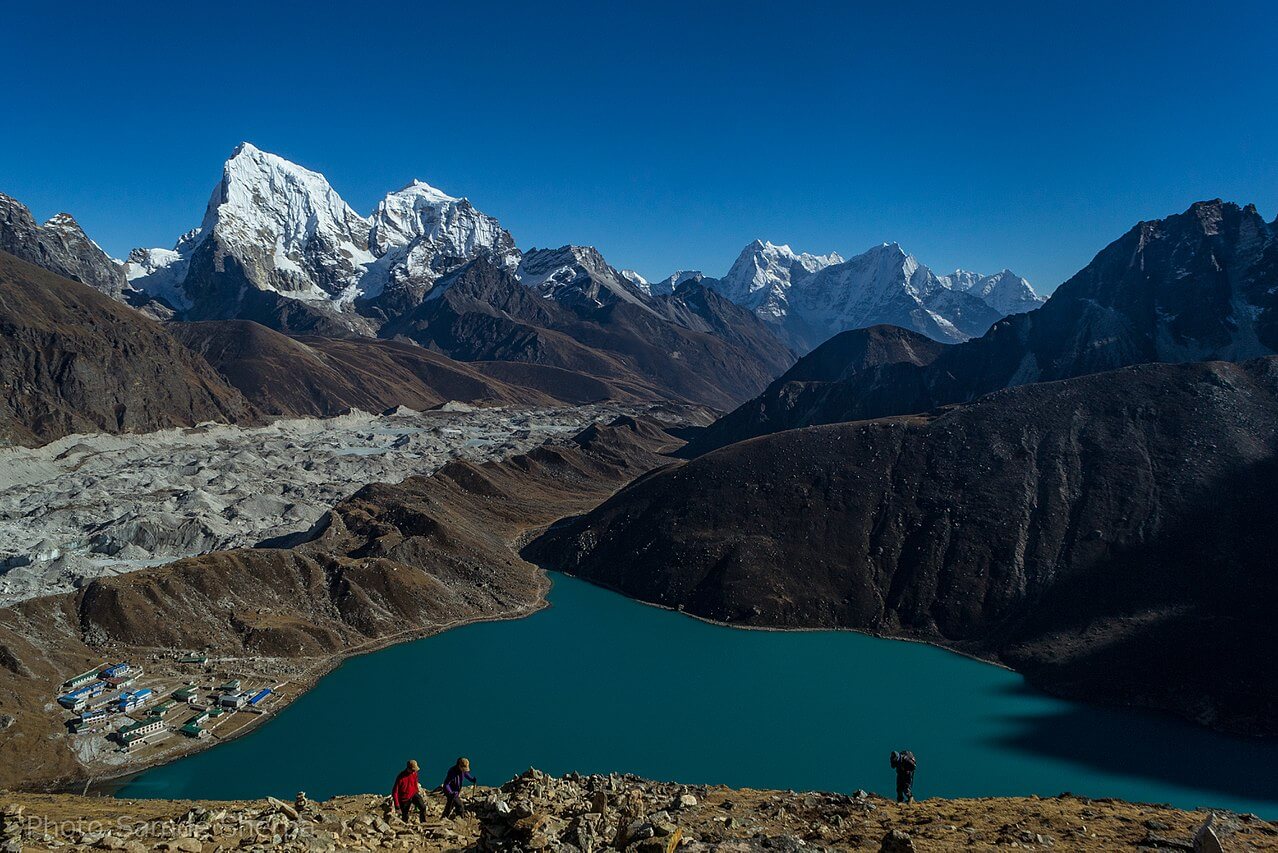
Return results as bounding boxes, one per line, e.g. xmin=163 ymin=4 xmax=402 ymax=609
xmin=201 ymin=142 xmax=374 ymax=300
xmin=939 ymin=268 xmax=1044 ymax=315
xmin=516 ymin=245 xmax=651 ymax=309
xmin=126 ymin=144 xmax=515 ymax=317
xmin=707 ymin=238 xmax=1037 ymax=348
xmin=648 ymin=270 xmax=704 ymax=297
xmin=619 ymin=269 xmax=649 ymax=291
xmin=368 ymin=179 xmax=513 ymax=259
xmin=712 ymin=240 xmax=843 ymax=320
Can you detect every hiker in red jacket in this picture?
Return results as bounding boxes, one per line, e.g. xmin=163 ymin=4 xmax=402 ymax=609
xmin=392 ymin=759 xmax=427 ymax=822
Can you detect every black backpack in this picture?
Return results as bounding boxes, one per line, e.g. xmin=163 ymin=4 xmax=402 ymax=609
xmin=890 ymin=750 xmax=916 ymax=772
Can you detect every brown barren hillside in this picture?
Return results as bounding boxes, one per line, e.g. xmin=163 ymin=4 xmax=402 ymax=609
xmin=0 ymin=251 xmax=258 ymax=446
xmin=170 ymin=319 xmax=644 ymax=416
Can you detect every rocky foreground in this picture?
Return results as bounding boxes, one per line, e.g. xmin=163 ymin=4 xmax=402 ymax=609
xmin=2 ymin=770 xmax=1274 ymax=852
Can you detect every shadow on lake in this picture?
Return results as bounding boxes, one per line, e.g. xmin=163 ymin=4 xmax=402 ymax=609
xmin=984 ymin=680 xmax=1278 ymax=808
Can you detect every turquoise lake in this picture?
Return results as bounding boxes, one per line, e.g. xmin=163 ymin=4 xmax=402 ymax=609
xmin=117 ymin=575 xmax=1278 ymax=815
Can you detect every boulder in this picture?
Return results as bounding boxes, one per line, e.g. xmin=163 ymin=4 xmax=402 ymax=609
xmin=267 ymin=796 xmax=299 ymax=820
xmin=1194 ymin=814 xmax=1225 ymax=853
xmin=880 ymin=828 xmax=915 ymax=853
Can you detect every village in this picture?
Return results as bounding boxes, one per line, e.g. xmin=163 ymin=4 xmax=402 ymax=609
xmin=54 ymin=653 xmax=286 ymax=764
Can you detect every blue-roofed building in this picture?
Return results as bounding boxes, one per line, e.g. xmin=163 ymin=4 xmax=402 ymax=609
xmin=247 ymin=688 xmax=272 ymax=706
xmin=118 ymin=687 xmax=155 ymax=712
xmin=58 ymin=680 xmax=107 ymax=710
xmin=100 ymin=662 xmax=131 ymax=679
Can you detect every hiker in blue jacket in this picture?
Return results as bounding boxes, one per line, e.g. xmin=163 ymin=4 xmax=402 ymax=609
xmin=442 ymin=757 xmax=476 ymax=819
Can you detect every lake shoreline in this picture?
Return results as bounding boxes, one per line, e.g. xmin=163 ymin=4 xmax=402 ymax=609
xmin=115 ymin=574 xmax=1278 ymax=816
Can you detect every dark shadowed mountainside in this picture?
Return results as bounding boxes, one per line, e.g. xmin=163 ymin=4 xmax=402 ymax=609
xmin=531 ymin=358 xmax=1278 ymax=735
xmin=0 ymin=251 xmax=258 ymax=446
xmin=685 ymin=325 xmax=948 ymax=455
xmin=381 ymin=259 xmax=795 ymax=410
xmin=691 ymin=200 xmax=1278 ymax=453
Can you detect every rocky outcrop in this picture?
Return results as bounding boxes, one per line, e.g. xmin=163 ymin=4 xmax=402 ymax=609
xmin=0 ymin=193 xmax=129 ymax=301
xmin=533 ymin=358 xmax=1278 ymax=734
xmin=692 ymin=200 xmax=1278 ymax=454
xmin=0 ymin=251 xmax=258 ymax=446
xmin=2 ymin=773 xmax=1269 ymax=851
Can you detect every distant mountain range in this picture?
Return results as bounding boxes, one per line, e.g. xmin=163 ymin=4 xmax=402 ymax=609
xmin=690 ymin=199 xmax=1278 ymax=453
xmin=691 ymin=239 xmax=1042 ymax=350
xmin=112 ymin=144 xmax=1041 ymax=351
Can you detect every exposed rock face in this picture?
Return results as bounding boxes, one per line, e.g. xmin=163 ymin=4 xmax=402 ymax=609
xmin=516 ymin=245 xmax=652 ymax=311
xmin=0 ymin=415 xmax=683 ymax=788
xmin=532 ymin=358 xmax=1278 ymax=734
xmin=0 ymin=193 xmax=129 ymax=300
xmin=383 ymin=259 xmax=795 ymax=410
xmin=693 ymin=200 xmax=1278 ymax=453
xmin=0 ymin=251 xmax=258 ymax=446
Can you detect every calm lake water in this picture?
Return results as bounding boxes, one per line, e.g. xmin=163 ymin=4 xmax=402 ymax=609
xmin=118 ymin=575 xmax=1278 ymax=815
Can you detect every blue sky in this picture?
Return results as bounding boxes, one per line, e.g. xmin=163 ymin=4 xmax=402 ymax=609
xmin=3 ymin=1 xmax=1275 ymax=292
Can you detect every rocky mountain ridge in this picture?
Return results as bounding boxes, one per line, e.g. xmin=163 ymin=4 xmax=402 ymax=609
xmin=0 ymin=193 xmax=132 ymax=303
xmin=380 ymin=258 xmax=794 ymax=410
xmin=0 ymin=251 xmax=259 ymax=446
xmin=690 ymin=199 xmax=1278 ymax=453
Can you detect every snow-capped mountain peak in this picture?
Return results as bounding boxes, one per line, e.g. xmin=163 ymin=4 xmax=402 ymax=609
xmin=707 ymin=237 xmax=1037 ymax=349
xmin=713 ymin=239 xmax=843 ymax=320
xmin=649 ymin=269 xmax=704 ymax=297
xmin=517 ymin=245 xmax=652 ymax=309
xmin=368 ymin=179 xmax=512 ymax=259
xmin=195 ymin=142 xmax=373 ymax=301
xmin=126 ymin=144 xmax=516 ymax=318
xmin=939 ymin=268 xmax=1044 ymax=315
